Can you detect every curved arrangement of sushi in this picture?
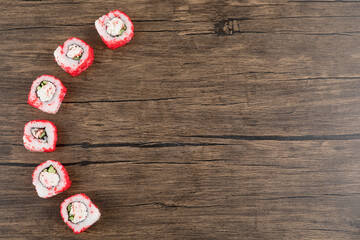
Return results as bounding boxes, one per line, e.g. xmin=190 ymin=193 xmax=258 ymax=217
xmin=32 ymin=160 xmax=71 ymax=198
xmin=28 ymin=75 xmax=67 ymax=114
xmin=23 ymin=9 xmax=136 ymax=234
xmin=60 ymin=193 xmax=101 ymax=234
xmin=54 ymin=37 xmax=94 ymax=76
xmin=95 ymin=10 xmax=134 ymax=49
xmin=23 ymin=120 xmax=57 ymax=152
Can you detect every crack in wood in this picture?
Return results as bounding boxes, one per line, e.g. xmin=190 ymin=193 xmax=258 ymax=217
xmin=0 ymin=160 xmax=218 ymax=167
xmin=260 ymin=196 xmax=317 ymax=201
xmin=63 ymin=97 xmax=187 ymax=104
xmin=21 ymin=1 xmax=80 ymax=4
xmin=7 ymin=97 xmax=187 ymax=105
xmin=122 ymin=202 xmax=217 ymax=209
xmin=214 ymin=18 xmax=249 ymax=35
xmin=132 ymin=20 xmax=169 ymax=22
xmin=302 ymin=229 xmax=354 ymax=234
xmin=1 ymin=24 xmax=92 ymax=32
xmin=185 ymin=133 xmax=360 ymax=141
xmin=288 ymin=0 xmax=360 ymax=2
xmin=58 ymin=142 xmax=230 ymax=149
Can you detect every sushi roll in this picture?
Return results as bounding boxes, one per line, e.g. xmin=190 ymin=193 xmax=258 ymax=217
xmin=54 ymin=37 xmax=94 ymax=76
xmin=95 ymin=10 xmax=134 ymax=49
xmin=32 ymin=160 xmax=71 ymax=198
xmin=23 ymin=120 xmax=57 ymax=152
xmin=60 ymin=193 xmax=101 ymax=234
xmin=27 ymin=75 xmax=67 ymax=114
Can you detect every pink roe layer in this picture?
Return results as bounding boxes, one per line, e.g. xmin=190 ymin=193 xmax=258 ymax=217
xmin=27 ymin=75 xmax=67 ymax=114
xmin=96 ymin=10 xmax=134 ymax=49
xmin=23 ymin=120 xmax=57 ymax=152
xmin=32 ymin=160 xmax=71 ymax=198
xmin=60 ymin=193 xmax=100 ymax=234
xmin=55 ymin=37 xmax=94 ymax=76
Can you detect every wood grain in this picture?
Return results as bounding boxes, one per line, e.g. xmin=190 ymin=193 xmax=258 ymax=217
xmin=1 ymin=0 xmax=360 ymax=239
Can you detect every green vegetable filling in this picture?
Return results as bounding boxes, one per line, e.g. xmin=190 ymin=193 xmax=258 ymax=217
xmin=73 ymin=55 xmax=81 ymax=60
xmin=67 ymin=203 xmax=72 ymax=212
xmin=119 ymin=25 xmax=127 ymax=36
xmin=31 ymin=128 xmax=47 ymax=140
xmin=36 ymin=81 xmax=49 ymax=91
xmin=39 ymin=131 xmax=46 ymax=139
xmin=67 ymin=203 xmax=75 ymax=222
xmin=48 ymin=165 xmax=56 ymax=173
xmin=42 ymin=165 xmax=57 ymax=173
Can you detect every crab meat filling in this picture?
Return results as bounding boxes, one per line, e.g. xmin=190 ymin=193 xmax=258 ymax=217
xmin=66 ymin=44 xmax=84 ymax=60
xmin=39 ymin=165 xmax=60 ymax=188
xmin=36 ymin=81 xmax=56 ymax=102
xmin=106 ymin=17 xmax=127 ymax=37
xmin=31 ymin=128 xmax=47 ymax=140
xmin=67 ymin=202 xmax=88 ymax=224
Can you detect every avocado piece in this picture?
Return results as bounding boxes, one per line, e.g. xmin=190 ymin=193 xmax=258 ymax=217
xmin=47 ymin=165 xmax=56 ymax=173
xmin=42 ymin=168 xmax=47 ymax=172
xmin=68 ymin=216 xmax=74 ymax=222
xmin=37 ymin=86 xmax=41 ymax=91
xmin=73 ymin=56 xmax=80 ymax=60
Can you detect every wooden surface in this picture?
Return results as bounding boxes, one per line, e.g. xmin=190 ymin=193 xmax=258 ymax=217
xmin=1 ymin=0 xmax=360 ymax=239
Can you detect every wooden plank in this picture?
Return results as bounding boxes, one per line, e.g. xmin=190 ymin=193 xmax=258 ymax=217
xmin=1 ymin=0 xmax=360 ymax=239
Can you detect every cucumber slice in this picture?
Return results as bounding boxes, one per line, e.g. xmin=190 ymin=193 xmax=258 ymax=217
xmin=73 ymin=56 xmax=80 ymax=60
xmin=37 ymin=86 xmax=41 ymax=91
xmin=39 ymin=81 xmax=46 ymax=87
xmin=119 ymin=25 xmax=127 ymax=36
xmin=39 ymin=131 xmax=46 ymax=139
xmin=42 ymin=168 xmax=48 ymax=172
xmin=67 ymin=203 xmax=72 ymax=212
xmin=47 ymin=165 xmax=56 ymax=173
xmin=68 ymin=216 xmax=74 ymax=222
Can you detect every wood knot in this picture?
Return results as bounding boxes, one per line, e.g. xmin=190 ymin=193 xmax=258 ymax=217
xmin=215 ymin=19 xmax=245 ymax=36
xmin=215 ymin=20 xmax=233 ymax=35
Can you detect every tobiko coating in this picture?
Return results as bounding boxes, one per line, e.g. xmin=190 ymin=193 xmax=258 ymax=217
xmin=60 ymin=193 xmax=101 ymax=234
xmin=23 ymin=120 xmax=57 ymax=152
xmin=32 ymin=160 xmax=71 ymax=198
xmin=28 ymin=75 xmax=67 ymax=114
xmin=54 ymin=37 xmax=94 ymax=76
xmin=95 ymin=10 xmax=134 ymax=49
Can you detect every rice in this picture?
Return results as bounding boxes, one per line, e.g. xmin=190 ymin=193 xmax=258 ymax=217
xmin=54 ymin=37 xmax=94 ymax=76
xmin=32 ymin=160 xmax=71 ymax=198
xmin=95 ymin=10 xmax=134 ymax=49
xmin=23 ymin=120 xmax=57 ymax=152
xmin=60 ymin=193 xmax=101 ymax=234
xmin=28 ymin=75 xmax=67 ymax=114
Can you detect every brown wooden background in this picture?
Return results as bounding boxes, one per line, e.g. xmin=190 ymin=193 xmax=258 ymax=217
xmin=1 ymin=0 xmax=360 ymax=239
